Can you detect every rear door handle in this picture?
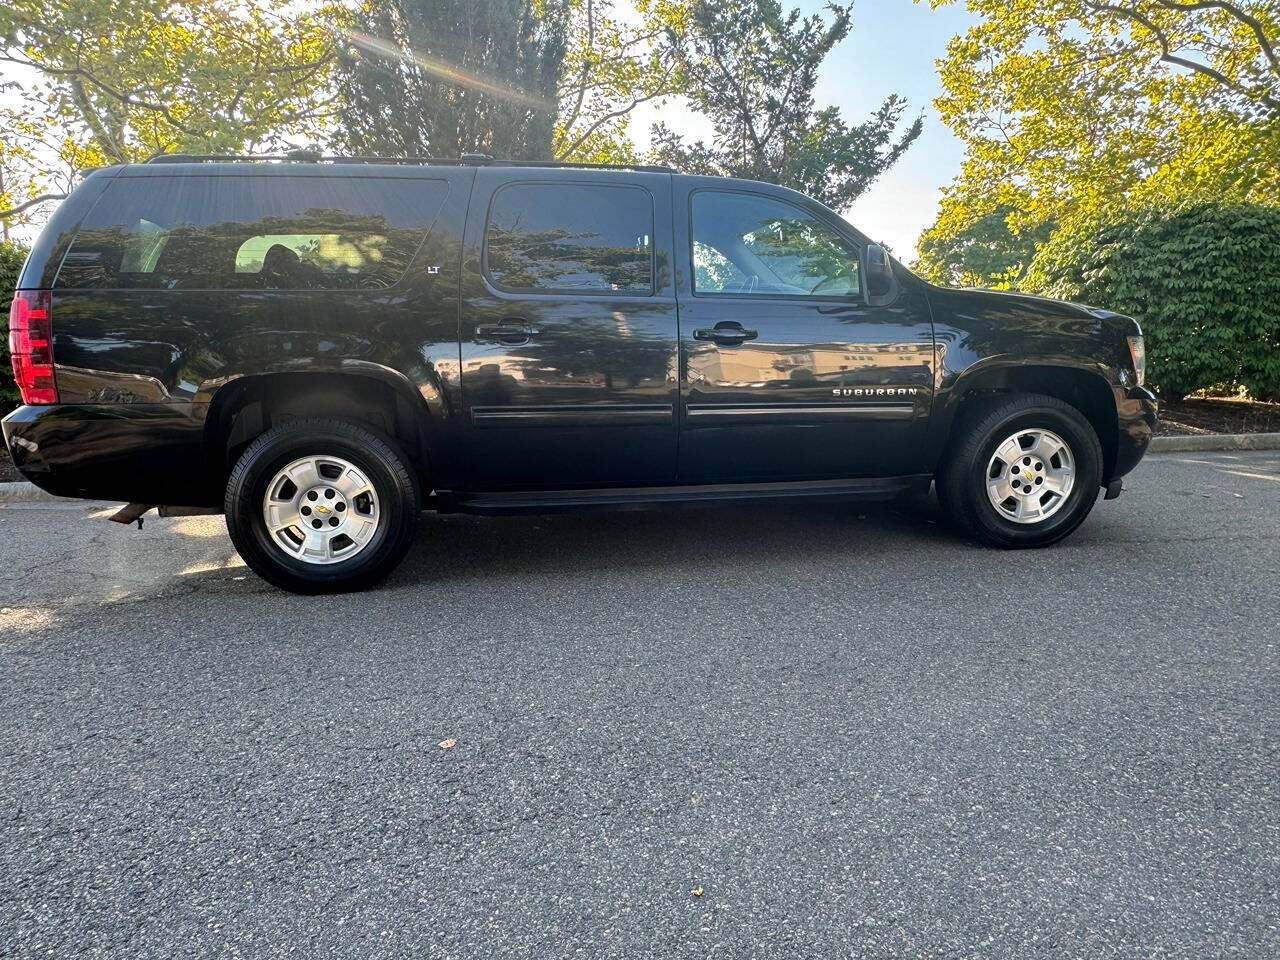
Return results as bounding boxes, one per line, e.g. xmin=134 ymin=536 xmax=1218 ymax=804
xmin=476 ymin=320 xmax=541 ymax=345
xmin=693 ymin=322 xmax=758 ymax=345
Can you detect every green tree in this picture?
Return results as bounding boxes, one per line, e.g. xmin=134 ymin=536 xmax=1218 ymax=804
xmin=919 ymin=0 xmax=1280 ymax=251
xmin=331 ymin=0 xmax=571 ymax=159
xmin=651 ymin=0 xmax=922 ymax=210
xmin=554 ymin=0 xmax=688 ymax=161
xmin=0 ymin=240 xmax=31 ymax=408
xmin=333 ymin=0 xmax=688 ymax=162
xmin=0 ymin=0 xmax=338 ymax=222
xmin=1024 ymin=204 xmax=1280 ymax=401
xmin=915 ymin=206 xmax=1054 ymax=289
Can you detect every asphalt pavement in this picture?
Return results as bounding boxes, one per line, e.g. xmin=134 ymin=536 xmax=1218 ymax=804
xmin=1 ymin=451 xmax=1277 ymax=958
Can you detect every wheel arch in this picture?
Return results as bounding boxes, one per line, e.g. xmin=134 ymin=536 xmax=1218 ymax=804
xmin=203 ymin=368 xmax=438 ymax=488
xmin=939 ymin=363 xmax=1120 ymax=481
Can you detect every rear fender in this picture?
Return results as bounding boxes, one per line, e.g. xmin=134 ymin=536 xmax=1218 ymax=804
xmin=200 ymin=362 xmax=454 ymax=487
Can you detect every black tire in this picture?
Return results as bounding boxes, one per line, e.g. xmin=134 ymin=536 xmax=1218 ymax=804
xmin=224 ymin=418 xmax=420 ymax=593
xmin=936 ymin=394 xmax=1102 ymax=548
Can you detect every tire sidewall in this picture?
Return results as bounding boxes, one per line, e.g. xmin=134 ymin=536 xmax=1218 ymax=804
xmin=964 ymin=405 xmax=1101 ymax=546
xmin=226 ymin=423 xmax=417 ymax=591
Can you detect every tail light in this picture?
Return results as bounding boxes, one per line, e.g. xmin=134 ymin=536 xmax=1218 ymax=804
xmin=8 ymin=291 xmax=58 ymax=405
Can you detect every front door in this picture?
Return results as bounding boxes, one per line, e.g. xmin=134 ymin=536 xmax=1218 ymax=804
xmin=458 ymin=170 xmax=679 ymax=488
xmin=674 ymin=183 xmax=935 ymax=481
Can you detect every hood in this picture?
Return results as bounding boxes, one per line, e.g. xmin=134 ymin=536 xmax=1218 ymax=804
xmin=954 ymin=286 xmax=1122 ymax=321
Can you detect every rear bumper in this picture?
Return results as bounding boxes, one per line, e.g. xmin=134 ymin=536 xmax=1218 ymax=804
xmin=1112 ymin=385 xmax=1159 ymax=480
xmin=2 ymin=403 xmax=218 ymax=506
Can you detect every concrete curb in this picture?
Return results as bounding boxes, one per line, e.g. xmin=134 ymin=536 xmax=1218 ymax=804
xmin=1149 ymin=432 xmax=1280 ymax=452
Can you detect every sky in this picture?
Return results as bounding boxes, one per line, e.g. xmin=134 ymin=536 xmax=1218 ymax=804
xmin=2 ymin=0 xmax=978 ymax=258
xmin=632 ymin=0 xmax=980 ymax=258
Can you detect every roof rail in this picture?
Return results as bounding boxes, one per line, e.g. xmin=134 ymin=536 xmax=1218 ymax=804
xmin=143 ymin=150 xmax=450 ymax=165
xmin=142 ymin=150 xmax=674 ymax=173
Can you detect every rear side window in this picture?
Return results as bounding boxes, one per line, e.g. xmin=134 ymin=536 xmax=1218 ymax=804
xmin=484 ymin=182 xmax=653 ymax=294
xmin=58 ymin=175 xmax=448 ymax=290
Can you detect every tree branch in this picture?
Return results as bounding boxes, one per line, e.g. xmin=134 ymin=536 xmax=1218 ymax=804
xmin=0 ymin=193 xmax=67 ymax=221
xmin=0 ymin=54 xmax=206 ymax=141
xmin=703 ymin=41 xmax=766 ymax=160
xmin=555 ymin=75 xmax=673 ymax=159
xmin=1149 ymin=0 xmax=1280 ymax=79
xmin=1084 ymin=1 xmax=1280 ymax=110
xmin=561 ymin=0 xmax=596 ymax=137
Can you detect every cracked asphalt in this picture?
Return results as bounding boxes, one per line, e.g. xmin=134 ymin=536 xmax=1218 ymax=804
xmin=1 ymin=451 xmax=1277 ymax=958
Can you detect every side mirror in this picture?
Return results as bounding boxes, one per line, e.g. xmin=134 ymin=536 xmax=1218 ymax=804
xmin=865 ymin=243 xmax=894 ymax=298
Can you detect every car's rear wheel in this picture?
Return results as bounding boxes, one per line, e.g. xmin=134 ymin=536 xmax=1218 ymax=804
xmin=225 ymin=418 xmax=419 ymax=593
xmin=937 ymin=394 xmax=1102 ymax=548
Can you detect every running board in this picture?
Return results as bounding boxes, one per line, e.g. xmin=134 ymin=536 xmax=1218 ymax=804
xmin=441 ymin=475 xmax=931 ymax=515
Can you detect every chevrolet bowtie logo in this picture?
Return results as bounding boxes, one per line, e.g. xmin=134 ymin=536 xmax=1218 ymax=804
xmin=315 ymin=504 xmax=331 ymax=515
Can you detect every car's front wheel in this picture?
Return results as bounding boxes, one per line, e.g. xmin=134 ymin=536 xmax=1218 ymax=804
xmin=224 ymin=418 xmax=420 ymax=593
xmin=937 ymin=394 xmax=1103 ymax=548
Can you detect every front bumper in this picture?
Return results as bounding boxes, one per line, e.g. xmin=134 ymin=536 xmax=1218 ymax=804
xmin=1112 ymin=385 xmax=1159 ymax=480
xmin=2 ymin=403 xmax=218 ymax=506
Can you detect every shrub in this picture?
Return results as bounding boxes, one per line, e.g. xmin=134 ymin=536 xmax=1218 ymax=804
xmin=1024 ymin=204 xmax=1280 ymax=401
xmin=1 ymin=240 xmax=31 ymax=412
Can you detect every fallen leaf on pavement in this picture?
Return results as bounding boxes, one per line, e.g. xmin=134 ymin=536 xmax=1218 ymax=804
xmin=438 ymin=738 xmax=457 ymax=750
xmin=691 ymin=886 xmax=704 ymax=898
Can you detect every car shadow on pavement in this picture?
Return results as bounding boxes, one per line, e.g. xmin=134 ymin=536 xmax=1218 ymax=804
xmin=0 ymin=491 xmax=953 ymax=637
xmin=384 ymin=491 xmax=955 ymax=589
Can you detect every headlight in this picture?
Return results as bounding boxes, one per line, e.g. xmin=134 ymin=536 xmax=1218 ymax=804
xmin=1127 ymin=335 xmax=1145 ymax=387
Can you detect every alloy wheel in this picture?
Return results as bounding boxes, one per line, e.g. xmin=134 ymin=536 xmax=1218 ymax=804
xmin=262 ymin=455 xmax=381 ymax=564
xmin=984 ymin=428 xmax=1076 ymax=524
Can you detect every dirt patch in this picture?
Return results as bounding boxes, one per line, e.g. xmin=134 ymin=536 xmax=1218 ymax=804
xmin=1155 ymin=397 xmax=1280 ymax=436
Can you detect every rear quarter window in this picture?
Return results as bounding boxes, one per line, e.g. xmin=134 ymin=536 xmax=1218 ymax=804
xmin=57 ymin=175 xmax=448 ymax=291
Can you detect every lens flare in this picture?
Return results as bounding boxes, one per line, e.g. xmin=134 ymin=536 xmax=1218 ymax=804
xmin=345 ymin=30 xmax=556 ymax=113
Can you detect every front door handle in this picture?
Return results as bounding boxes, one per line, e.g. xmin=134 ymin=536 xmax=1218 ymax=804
xmin=693 ymin=322 xmax=758 ymax=345
xmin=476 ymin=320 xmax=541 ymax=346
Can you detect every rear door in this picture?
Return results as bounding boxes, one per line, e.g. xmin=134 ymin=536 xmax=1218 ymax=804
xmin=673 ymin=180 xmax=936 ymax=481
xmin=457 ymin=169 xmax=678 ymax=488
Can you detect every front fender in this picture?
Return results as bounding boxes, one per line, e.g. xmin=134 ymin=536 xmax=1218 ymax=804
xmin=923 ymin=285 xmax=1153 ymax=480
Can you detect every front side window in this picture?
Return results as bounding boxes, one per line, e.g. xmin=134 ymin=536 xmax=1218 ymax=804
xmin=485 ymin=182 xmax=653 ymax=293
xmin=691 ymin=191 xmax=861 ymax=298
xmin=58 ymin=175 xmax=447 ymax=290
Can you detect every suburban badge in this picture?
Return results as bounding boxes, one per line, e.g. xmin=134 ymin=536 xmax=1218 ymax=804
xmin=831 ymin=387 xmax=920 ymax=397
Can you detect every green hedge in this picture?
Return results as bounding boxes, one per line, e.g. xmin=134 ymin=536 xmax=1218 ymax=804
xmin=1024 ymin=204 xmax=1280 ymax=401
xmin=1 ymin=241 xmax=30 ymax=412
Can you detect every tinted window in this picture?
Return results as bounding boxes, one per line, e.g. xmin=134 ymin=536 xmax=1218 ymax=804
xmin=691 ymin=191 xmax=861 ymax=297
xmin=59 ymin=175 xmax=447 ymax=290
xmin=485 ymin=182 xmax=653 ymax=293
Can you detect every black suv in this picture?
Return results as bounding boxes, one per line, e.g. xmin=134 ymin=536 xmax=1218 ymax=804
xmin=3 ymin=155 xmax=1157 ymax=592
